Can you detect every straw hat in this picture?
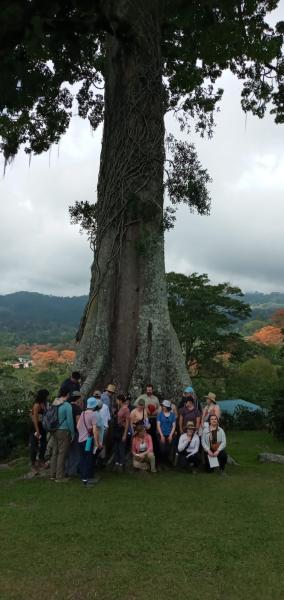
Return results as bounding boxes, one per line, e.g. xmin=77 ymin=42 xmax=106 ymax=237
xmin=204 ymin=392 xmax=216 ymax=403
xmin=106 ymin=384 xmax=116 ymax=393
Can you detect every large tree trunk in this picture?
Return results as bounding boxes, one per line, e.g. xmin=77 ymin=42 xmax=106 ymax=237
xmin=76 ymin=0 xmax=190 ymax=398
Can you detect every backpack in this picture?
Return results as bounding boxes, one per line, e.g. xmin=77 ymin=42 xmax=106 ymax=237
xmin=42 ymin=405 xmax=60 ymax=432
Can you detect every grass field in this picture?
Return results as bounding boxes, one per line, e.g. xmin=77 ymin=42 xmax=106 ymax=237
xmin=1 ymin=431 xmax=284 ymax=600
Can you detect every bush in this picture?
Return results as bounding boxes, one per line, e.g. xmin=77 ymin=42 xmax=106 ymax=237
xmin=270 ymin=392 xmax=284 ymax=441
xmin=0 ymin=397 xmax=31 ymax=459
xmin=221 ymin=407 xmax=267 ymax=431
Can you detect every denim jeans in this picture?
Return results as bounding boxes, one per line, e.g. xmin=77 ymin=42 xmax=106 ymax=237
xmin=113 ymin=439 xmax=126 ymax=465
xmin=79 ymin=441 xmax=95 ymax=481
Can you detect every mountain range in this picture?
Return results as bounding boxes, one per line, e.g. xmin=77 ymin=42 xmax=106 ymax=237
xmin=0 ymin=290 xmax=284 ymax=345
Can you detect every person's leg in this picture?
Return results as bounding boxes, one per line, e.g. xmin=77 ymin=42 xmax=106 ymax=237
xmin=113 ymin=440 xmax=120 ymax=465
xmin=38 ymin=430 xmax=47 ymax=463
xmin=187 ymin=453 xmax=200 ymax=472
xmin=204 ymin=452 xmax=211 ymax=472
xmin=67 ymin=435 xmax=80 ymax=477
xmin=30 ymin=431 xmax=38 ymax=467
xmin=79 ymin=441 xmax=88 ymax=481
xmin=133 ymin=457 xmax=148 ymax=470
xmin=218 ymin=450 xmax=227 ymax=471
xmin=118 ymin=440 xmax=126 ymax=466
xmin=56 ymin=431 xmax=70 ymax=480
xmin=158 ymin=437 xmax=167 ymax=463
xmin=50 ymin=433 xmax=58 ymax=478
xmin=147 ymin=452 xmax=157 ymax=473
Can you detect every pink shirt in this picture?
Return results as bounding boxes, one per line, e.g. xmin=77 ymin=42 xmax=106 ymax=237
xmin=117 ymin=405 xmax=130 ymax=427
xmin=77 ymin=410 xmax=98 ymax=443
xmin=132 ymin=433 xmax=153 ymax=455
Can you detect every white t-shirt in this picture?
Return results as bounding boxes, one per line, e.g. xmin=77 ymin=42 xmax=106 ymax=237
xmin=99 ymin=404 xmax=111 ymax=429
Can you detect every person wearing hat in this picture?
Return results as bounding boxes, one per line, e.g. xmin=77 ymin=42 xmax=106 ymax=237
xmin=65 ymin=391 xmax=83 ymax=477
xmin=130 ymin=398 xmax=150 ymax=434
xmin=101 ymin=384 xmax=116 ymax=415
xmin=178 ymin=395 xmax=201 ymax=434
xmin=77 ymin=397 xmax=102 ymax=486
xmin=131 ymin=423 xmax=157 ymax=473
xmin=156 ymin=400 xmax=176 ymax=464
xmin=201 ymin=392 xmax=221 ymax=429
xmin=177 ymin=421 xmax=200 ymax=472
xmin=178 ymin=386 xmax=198 ymax=410
xmin=201 ymin=414 xmax=227 ymax=473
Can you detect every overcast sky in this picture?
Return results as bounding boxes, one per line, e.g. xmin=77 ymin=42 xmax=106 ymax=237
xmin=1 ymin=4 xmax=284 ymax=297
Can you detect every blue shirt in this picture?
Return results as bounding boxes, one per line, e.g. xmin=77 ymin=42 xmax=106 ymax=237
xmin=157 ymin=411 xmax=176 ymax=436
xmin=58 ymin=401 xmax=75 ymax=436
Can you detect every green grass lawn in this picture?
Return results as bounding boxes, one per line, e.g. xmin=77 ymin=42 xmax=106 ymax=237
xmin=1 ymin=431 xmax=284 ymax=600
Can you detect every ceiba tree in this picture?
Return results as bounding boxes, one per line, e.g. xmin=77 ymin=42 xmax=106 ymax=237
xmin=1 ymin=1 xmax=283 ymax=396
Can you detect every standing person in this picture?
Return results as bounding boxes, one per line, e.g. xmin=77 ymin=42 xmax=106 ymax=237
xmin=156 ymin=400 xmax=176 ymax=465
xmin=179 ymin=396 xmax=201 ymax=433
xmin=178 ymin=385 xmax=201 ymax=410
xmin=201 ymin=392 xmax=221 ymax=429
xmin=29 ymin=389 xmax=49 ymax=475
xmin=201 ymin=414 xmax=227 ymax=474
xmin=50 ymin=386 xmax=74 ymax=482
xmin=177 ymin=421 xmax=200 ymax=472
xmin=77 ymin=397 xmax=102 ymax=486
xmin=65 ymin=391 xmax=83 ymax=477
xmin=59 ymin=371 xmax=81 ymax=396
xmin=113 ymin=394 xmax=130 ymax=471
xmin=134 ymin=384 xmax=160 ymax=455
xmin=101 ymin=384 xmax=116 ymax=414
xmin=131 ymin=423 xmax=157 ymax=473
xmin=130 ymin=399 xmax=150 ymax=433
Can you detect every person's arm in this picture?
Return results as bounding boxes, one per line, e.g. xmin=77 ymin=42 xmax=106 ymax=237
xmin=178 ymin=434 xmax=189 ymax=452
xmin=179 ymin=413 xmax=183 ymax=433
xmin=188 ymin=434 xmax=200 ymax=456
xmin=31 ymin=404 xmax=41 ymax=438
xmin=156 ymin=415 xmax=164 ymax=441
xmin=132 ymin=437 xmax=143 ymax=459
xmin=122 ymin=412 xmax=130 ymax=442
xmin=196 ymin=413 xmax=201 ymax=430
xmin=215 ymin=429 xmax=226 ymax=453
xmin=92 ymin=423 xmax=100 ymax=447
xmin=130 ymin=410 xmax=136 ymax=434
xmin=201 ymin=430 xmax=210 ymax=453
xmin=168 ymin=416 xmax=176 ymax=442
xmin=201 ymin=407 xmax=208 ymax=427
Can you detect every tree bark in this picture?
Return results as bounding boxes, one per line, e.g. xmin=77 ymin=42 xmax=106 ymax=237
xmin=76 ymin=0 xmax=190 ymax=398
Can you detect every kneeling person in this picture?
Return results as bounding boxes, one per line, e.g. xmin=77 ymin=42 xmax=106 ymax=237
xmin=177 ymin=421 xmax=200 ymax=472
xmin=201 ymin=414 xmax=227 ymax=473
xmin=132 ymin=423 xmax=156 ymax=473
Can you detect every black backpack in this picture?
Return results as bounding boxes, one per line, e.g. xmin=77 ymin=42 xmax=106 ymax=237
xmin=42 ymin=405 xmax=60 ymax=432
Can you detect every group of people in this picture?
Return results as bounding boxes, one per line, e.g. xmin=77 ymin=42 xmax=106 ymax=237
xmin=29 ymin=372 xmax=228 ymax=486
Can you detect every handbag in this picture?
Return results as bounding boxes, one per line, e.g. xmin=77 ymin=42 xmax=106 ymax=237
xmin=83 ymin=412 xmax=93 ymax=452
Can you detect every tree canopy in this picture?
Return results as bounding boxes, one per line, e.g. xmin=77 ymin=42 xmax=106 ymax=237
xmin=167 ymin=271 xmax=251 ymax=364
xmin=1 ymin=1 xmax=284 ymax=159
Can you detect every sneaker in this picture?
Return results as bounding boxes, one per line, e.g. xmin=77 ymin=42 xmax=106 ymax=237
xmin=87 ymin=478 xmax=100 ymax=484
xmin=50 ymin=477 xmax=56 ymax=481
xmin=54 ymin=477 xmax=70 ymax=483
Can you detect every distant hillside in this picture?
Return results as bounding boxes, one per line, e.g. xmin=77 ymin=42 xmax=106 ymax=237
xmin=0 ymin=291 xmax=88 ymax=345
xmin=0 ymin=290 xmax=283 ymax=346
xmin=242 ymin=292 xmax=284 ymax=321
